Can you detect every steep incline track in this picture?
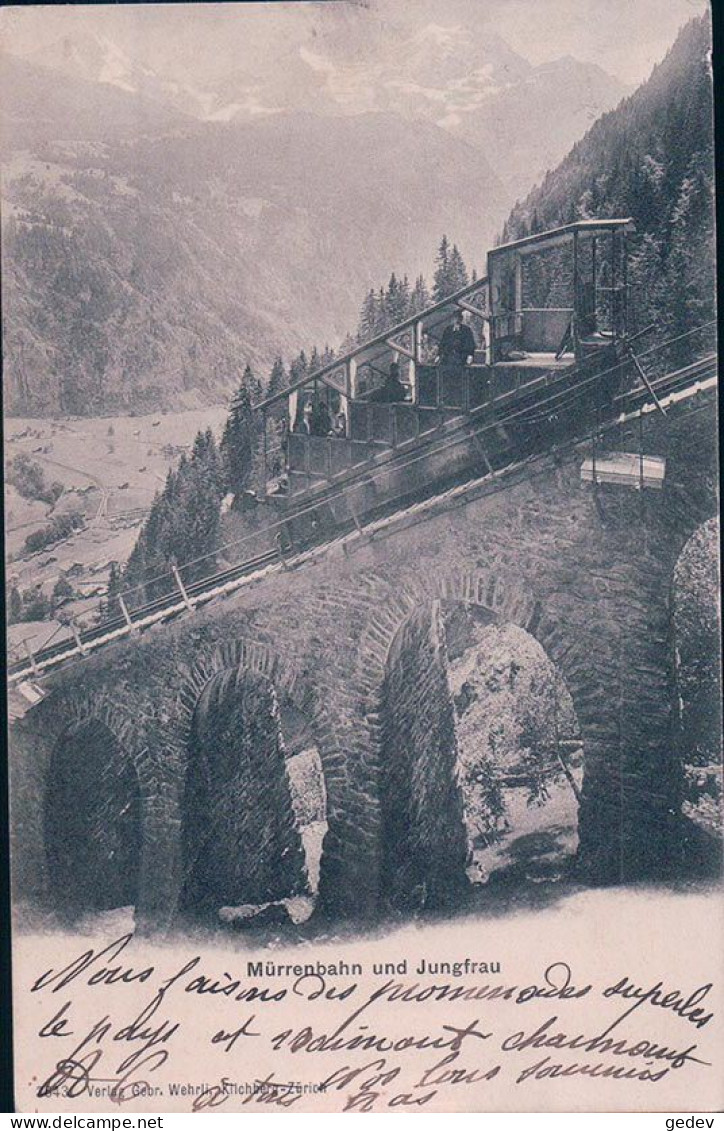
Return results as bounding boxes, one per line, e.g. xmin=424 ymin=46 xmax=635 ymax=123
xmin=8 ymin=354 xmax=717 ymax=686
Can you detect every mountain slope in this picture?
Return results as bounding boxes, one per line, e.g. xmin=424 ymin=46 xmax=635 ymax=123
xmin=463 ymin=55 xmax=629 ymax=195
xmin=0 ymin=51 xmax=188 ymax=150
xmin=2 ymin=76 xmax=507 ymax=414
xmin=501 ymin=13 xmax=715 ymax=350
xmin=19 ymin=22 xmax=629 ymax=198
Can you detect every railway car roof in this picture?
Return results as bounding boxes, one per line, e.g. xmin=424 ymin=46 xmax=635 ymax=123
xmin=489 ymin=218 xmax=636 ymax=259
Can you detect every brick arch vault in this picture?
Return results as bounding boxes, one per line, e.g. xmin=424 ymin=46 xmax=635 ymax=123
xmin=315 ymin=567 xmax=622 ymax=920
xmin=169 ymin=638 xmax=315 ymax=923
xmin=12 ymin=690 xmax=158 ymax=924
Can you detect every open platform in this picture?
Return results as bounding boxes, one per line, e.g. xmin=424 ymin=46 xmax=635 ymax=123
xmin=493 ymin=353 xmax=573 ymax=371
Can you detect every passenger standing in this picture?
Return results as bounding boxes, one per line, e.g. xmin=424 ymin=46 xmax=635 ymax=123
xmin=441 ymin=311 xmax=476 ymax=370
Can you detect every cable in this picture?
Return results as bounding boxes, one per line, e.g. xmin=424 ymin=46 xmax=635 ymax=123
xmin=17 ymin=386 xmax=715 ymax=686
xmin=14 ymin=334 xmax=718 ymax=660
xmin=33 ymin=347 xmax=719 ymax=647
xmin=20 ymin=320 xmax=718 ymax=615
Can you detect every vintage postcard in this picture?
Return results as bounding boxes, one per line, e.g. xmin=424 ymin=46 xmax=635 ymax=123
xmin=2 ymin=0 xmax=721 ymax=1114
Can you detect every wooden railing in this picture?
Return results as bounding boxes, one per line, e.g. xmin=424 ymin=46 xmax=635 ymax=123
xmin=284 ymin=365 xmax=493 ymax=487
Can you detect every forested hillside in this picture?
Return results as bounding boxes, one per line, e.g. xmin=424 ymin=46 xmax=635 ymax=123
xmin=501 ymin=13 xmax=715 ymax=352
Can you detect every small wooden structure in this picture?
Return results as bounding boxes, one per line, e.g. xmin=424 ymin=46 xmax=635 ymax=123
xmin=581 ymin=452 xmax=666 ymax=490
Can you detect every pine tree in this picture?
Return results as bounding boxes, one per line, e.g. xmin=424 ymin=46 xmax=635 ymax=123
xmin=193 ymin=427 xmax=224 ymax=495
xmin=266 ymin=357 xmax=287 ymax=399
xmin=220 ymin=383 xmax=257 ymax=497
xmin=358 ymin=290 xmax=378 ymax=342
xmin=289 ymin=349 xmax=309 ymax=386
xmin=386 ymin=272 xmax=409 ymax=326
xmin=191 ymin=428 xmax=209 ymax=463
xmin=433 ymin=235 xmax=451 ymax=302
xmin=241 ymin=362 xmax=263 ymax=404
xmin=376 ymin=288 xmax=387 ymax=334
xmin=410 ymin=274 xmax=431 ymax=314
xmin=183 ymin=452 xmax=223 ymax=582
xmin=400 ymin=274 xmax=412 ymax=317
xmin=448 ymin=245 xmax=469 ymax=293
xmin=339 ymin=331 xmax=357 ymax=355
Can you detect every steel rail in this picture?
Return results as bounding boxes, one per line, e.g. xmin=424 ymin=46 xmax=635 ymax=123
xmin=8 ymin=354 xmax=717 ymax=687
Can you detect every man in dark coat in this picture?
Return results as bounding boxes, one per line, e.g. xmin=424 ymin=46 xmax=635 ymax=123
xmin=440 ymin=311 xmax=476 ymax=370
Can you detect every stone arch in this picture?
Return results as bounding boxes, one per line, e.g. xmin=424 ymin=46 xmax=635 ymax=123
xmin=315 ymin=567 xmax=619 ymax=915
xmin=353 ymin=568 xmax=610 ymax=758
xmin=45 ymin=718 xmax=142 ymax=916
xmin=172 ymin=638 xmax=311 ymax=755
xmin=173 ymin=638 xmax=322 ymax=924
xmin=38 ymin=690 xmax=154 ymax=921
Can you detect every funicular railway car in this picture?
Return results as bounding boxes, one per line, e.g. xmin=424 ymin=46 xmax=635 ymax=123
xmin=256 ymin=219 xmax=638 ymax=537
xmin=10 ymin=216 xmax=720 ymax=685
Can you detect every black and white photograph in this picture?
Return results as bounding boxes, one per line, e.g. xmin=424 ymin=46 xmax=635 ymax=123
xmin=2 ymin=0 xmax=721 ymax=1114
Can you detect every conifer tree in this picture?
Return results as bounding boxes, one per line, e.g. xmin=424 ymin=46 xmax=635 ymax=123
xmin=410 ymin=274 xmax=431 ymax=314
xmin=266 ymin=357 xmax=287 ymax=399
xmin=400 ymin=274 xmax=412 ymax=316
xmin=448 ymin=245 xmax=469 ymax=293
xmin=339 ymin=331 xmax=357 ymax=355
xmin=386 ymin=272 xmax=409 ymax=325
xmin=241 ymin=362 xmax=263 ymax=404
xmin=358 ymin=290 xmax=378 ymax=342
xmin=289 ymin=349 xmax=309 ymax=385
xmin=432 ymin=235 xmax=451 ymax=302
xmin=376 ymin=288 xmax=387 ymax=334
xmin=220 ymin=383 xmax=257 ymax=497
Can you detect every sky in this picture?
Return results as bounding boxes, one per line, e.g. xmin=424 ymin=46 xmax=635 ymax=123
xmin=0 ymin=0 xmax=709 ymax=90
xmin=472 ymin=0 xmax=709 ymax=85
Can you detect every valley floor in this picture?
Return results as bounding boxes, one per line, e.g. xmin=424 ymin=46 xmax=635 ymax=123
xmin=5 ymin=406 xmax=228 ymax=657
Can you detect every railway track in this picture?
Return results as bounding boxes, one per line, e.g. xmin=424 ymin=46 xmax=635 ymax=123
xmin=8 ymin=353 xmax=717 ymax=687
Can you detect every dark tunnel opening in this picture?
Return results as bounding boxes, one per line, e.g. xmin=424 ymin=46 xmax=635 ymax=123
xmin=180 ymin=667 xmax=311 ymax=923
xmin=44 ymin=718 xmax=141 ymax=917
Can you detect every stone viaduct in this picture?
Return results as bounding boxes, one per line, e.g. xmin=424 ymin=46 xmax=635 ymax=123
xmin=10 ymin=388 xmax=718 ymax=931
